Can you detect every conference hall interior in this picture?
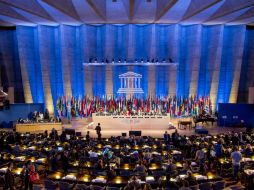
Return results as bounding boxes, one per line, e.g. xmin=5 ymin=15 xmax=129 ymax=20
xmin=1 ymin=0 xmax=254 ymax=190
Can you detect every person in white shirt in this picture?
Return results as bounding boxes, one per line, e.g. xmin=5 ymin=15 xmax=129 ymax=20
xmin=89 ymin=150 xmax=98 ymax=158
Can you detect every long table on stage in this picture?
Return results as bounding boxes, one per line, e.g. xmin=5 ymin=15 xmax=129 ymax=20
xmin=92 ymin=114 xmax=170 ymax=130
xmin=15 ymin=122 xmax=62 ymax=133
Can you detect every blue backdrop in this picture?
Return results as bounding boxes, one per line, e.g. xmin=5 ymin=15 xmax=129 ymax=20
xmin=0 ymin=24 xmax=253 ymax=113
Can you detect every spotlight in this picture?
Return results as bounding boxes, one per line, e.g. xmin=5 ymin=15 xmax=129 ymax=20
xmin=141 ymin=58 xmax=143 ymax=63
xmin=135 ymin=59 xmax=138 ymax=63
xmin=94 ymin=58 xmax=97 ymax=63
xmin=112 ymin=59 xmax=115 ymax=63
xmin=124 ymin=59 xmax=127 ymax=63
xmin=118 ymin=59 xmax=121 ymax=63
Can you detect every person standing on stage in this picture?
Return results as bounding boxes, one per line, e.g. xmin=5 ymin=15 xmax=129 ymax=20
xmin=95 ymin=123 xmax=101 ymax=140
xmin=163 ymin=131 xmax=170 ymax=144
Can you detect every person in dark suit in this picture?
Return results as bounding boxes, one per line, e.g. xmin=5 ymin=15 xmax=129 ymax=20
xmin=86 ymin=131 xmax=90 ymax=142
xmin=44 ymin=108 xmax=50 ymax=121
xmin=95 ymin=123 xmax=101 ymax=139
xmin=61 ymin=151 xmax=69 ymax=174
xmin=163 ymin=131 xmax=170 ymax=144
xmin=22 ymin=160 xmax=32 ymax=190
xmin=4 ymin=162 xmax=15 ymax=190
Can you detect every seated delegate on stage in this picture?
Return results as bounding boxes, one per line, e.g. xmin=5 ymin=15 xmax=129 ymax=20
xmin=17 ymin=108 xmax=61 ymax=124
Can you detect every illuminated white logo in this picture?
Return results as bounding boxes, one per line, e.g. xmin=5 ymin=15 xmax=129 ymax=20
xmin=117 ymin=71 xmax=144 ymax=94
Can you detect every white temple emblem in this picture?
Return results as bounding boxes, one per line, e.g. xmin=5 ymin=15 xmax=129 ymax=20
xmin=117 ymin=71 xmax=144 ymax=94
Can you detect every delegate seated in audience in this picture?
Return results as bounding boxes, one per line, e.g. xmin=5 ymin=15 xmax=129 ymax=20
xmin=2 ymin=129 xmax=254 ymax=189
xmin=244 ymin=143 xmax=253 ymax=156
xmin=165 ymin=159 xmax=177 ymax=175
xmin=181 ymin=160 xmax=190 ymax=173
xmin=185 ymin=171 xmax=198 ymax=186
xmin=232 ymin=133 xmax=240 ymax=146
xmin=159 ymin=173 xmax=179 ymax=189
xmin=89 ymin=149 xmax=98 ymax=158
xmin=13 ymin=142 xmax=21 ymax=154
xmin=124 ymin=175 xmax=141 ymax=190
xmin=95 ymin=159 xmax=105 ymax=170
xmin=134 ymin=161 xmax=147 ymax=176
xmin=106 ymin=165 xmax=116 ymax=180
xmin=50 ymin=128 xmax=58 ymax=140
xmin=143 ymin=149 xmax=152 ymax=163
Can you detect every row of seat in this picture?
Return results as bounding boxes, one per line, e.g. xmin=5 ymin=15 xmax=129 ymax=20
xmin=42 ymin=179 xmax=226 ymax=190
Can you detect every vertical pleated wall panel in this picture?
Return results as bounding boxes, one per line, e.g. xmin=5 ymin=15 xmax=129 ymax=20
xmin=238 ymin=26 xmax=254 ymax=103
xmin=16 ymin=26 xmax=44 ymax=103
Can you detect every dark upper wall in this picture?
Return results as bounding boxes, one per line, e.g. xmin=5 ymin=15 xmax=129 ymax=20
xmin=0 ymin=26 xmax=24 ymax=102
xmin=238 ymin=25 xmax=254 ymax=103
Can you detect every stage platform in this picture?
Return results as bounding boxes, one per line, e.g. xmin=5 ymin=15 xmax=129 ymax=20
xmin=62 ymin=116 xmax=246 ymax=138
xmin=92 ymin=114 xmax=170 ymax=130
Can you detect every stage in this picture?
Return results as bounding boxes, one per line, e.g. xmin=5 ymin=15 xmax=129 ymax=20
xmin=62 ymin=116 xmax=246 ymax=138
xmin=92 ymin=114 xmax=170 ymax=130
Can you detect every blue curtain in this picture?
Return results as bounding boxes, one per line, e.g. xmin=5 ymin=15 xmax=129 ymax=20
xmin=16 ymin=26 xmax=44 ymax=103
xmin=217 ymin=26 xmax=244 ymax=104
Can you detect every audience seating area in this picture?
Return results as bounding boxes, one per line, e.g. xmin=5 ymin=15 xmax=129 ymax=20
xmin=0 ymin=129 xmax=254 ymax=190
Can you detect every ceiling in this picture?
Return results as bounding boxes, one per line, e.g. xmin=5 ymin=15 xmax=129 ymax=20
xmin=0 ymin=0 xmax=254 ymax=26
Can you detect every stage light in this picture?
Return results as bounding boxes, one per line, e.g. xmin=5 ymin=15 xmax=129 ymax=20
xmin=124 ymin=59 xmax=127 ymax=63
xmin=118 ymin=59 xmax=121 ymax=63
xmin=135 ymin=59 xmax=138 ymax=63
xmin=112 ymin=59 xmax=115 ymax=63
xmin=141 ymin=58 xmax=143 ymax=63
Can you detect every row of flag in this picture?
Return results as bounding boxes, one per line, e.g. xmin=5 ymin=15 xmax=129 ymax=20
xmin=56 ymin=95 xmax=212 ymax=118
